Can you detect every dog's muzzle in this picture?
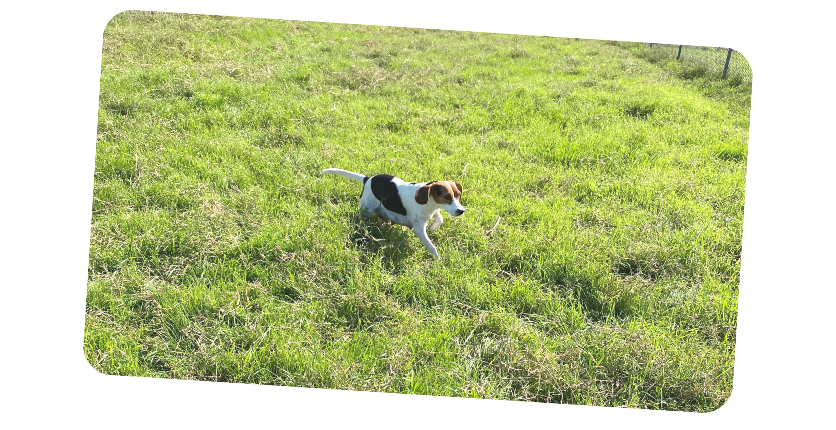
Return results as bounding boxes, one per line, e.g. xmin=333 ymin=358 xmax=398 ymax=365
xmin=454 ymin=209 xmax=465 ymax=216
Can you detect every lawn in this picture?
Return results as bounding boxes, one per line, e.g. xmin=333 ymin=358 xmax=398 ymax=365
xmin=85 ymin=11 xmax=749 ymax=412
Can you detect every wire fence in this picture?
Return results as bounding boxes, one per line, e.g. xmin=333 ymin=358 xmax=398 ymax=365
xmin=138 ymin=13 xmax=752 ymax=85
xmin=644 ymin=43 xmax=752 ymax=83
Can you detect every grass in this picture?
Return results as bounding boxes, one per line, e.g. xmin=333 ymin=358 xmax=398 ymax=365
xmin=85 ymin=11 xmax=749 ymax=412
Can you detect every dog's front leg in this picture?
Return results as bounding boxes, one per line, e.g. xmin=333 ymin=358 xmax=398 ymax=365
xmin=412 ymin=220 xmax=439 ymax=260
xmin=427 ymin=210 xmax=443 ymax=231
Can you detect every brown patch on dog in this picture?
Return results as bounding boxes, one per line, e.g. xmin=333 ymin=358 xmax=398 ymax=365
xmin=452 ymin=182 xmax=462 ymax=199
xmin=416 ymin=181 xmax=463 ymax=205
xmin=415 ymin=182 xmax=437 ymax=205
xmin=431 ymin=182 xmax=457 ymax=204
xmin=430 ymin=183 xmax=449 ymax=204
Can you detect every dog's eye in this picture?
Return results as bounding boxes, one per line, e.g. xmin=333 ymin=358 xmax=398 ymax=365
xmin=445 ymin=196 xmax=452 ymax=200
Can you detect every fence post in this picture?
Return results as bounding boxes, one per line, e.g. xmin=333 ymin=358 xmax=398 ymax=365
xmin=722 ymin=48 xmax=732 ymax=79
xmin=677 ymin=45 xmax=682 ymax=60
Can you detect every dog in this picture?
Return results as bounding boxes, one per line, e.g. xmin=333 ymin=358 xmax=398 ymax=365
xmin=321 ymin=168 xmax=465 ymax=259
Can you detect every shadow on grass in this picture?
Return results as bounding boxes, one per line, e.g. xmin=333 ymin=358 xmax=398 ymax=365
xmin=347 ymin=213 xmax=418 ymax=272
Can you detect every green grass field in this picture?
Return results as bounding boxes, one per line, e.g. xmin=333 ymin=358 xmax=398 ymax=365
xmin=85 ymin=11 xmax=749 ymax=412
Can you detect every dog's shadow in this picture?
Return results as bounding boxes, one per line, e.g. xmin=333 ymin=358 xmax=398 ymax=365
xmin=348 ymin=214 xmax=420 ymax=269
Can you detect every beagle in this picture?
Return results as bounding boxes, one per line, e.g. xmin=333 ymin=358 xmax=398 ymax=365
xmin=321 ymin=168 xmax=465 ymax=259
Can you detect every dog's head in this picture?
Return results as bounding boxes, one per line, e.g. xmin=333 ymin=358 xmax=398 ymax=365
xmin=415 ymin=181 xmax=465 ymax=216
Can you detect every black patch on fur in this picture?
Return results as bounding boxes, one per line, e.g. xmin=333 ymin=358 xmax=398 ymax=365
xmin=370 ymin=174 xmax=407 ymax=216
xmin=363 ymin=177 xmax=369 ymax=184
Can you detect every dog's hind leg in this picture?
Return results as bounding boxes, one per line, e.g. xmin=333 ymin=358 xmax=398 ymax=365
xmin=412 ymin=221 xmax=440 ymax=260
xmin=359 ymin=190 xmax=380 ymax=218
xmin=360 ymin=204 xmax=378 ymax=218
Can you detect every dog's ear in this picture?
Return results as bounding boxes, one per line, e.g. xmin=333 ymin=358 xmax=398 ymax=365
xmin=415 ymin=183 xmax=432 ymax=205
xmin=453 ymin=181 xmax=463 ymax=194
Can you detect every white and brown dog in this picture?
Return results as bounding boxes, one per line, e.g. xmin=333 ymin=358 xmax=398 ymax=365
xmin=321 ymin=168 xmax=465 ymax=259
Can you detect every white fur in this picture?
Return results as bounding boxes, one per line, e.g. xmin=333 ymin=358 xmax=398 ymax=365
xmin=321 ymin=168 xmax=465 ymax=259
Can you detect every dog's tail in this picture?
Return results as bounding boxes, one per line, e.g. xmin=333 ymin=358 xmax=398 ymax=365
xmin=320 ymin=168 xmax=368 ymax=184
